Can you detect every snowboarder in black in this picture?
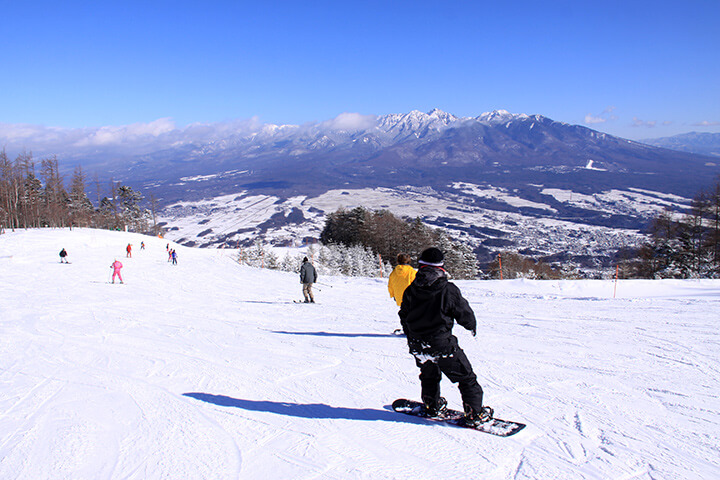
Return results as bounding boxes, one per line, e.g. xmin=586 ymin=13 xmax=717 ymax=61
xmin=299 ymin=257 xmax=318 ymax=303
xmin=399 ymin=247 xmax=492 ymax=425
xmin=59 ymin=248 xmax=69 ymax=263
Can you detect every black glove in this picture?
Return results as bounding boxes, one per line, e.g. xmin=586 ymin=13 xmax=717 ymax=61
xmin=471 ymin=328 xmax=477 ymax=337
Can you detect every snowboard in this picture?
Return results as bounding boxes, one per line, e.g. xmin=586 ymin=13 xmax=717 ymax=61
xmin=293 ymin=300 xmax=317 ymax=304
xmin=391 ymin=399 xmax=525 ymax=437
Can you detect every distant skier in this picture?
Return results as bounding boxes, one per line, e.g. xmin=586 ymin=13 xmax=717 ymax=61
xmin=168 ymin=249 xmax=174 ymax=262
xmin=59 ymin=248 xmax=69 ymax=264
xmin=399 ymin=247 xmax=491 ymax=426
xmin=299 ymin=257 xmax=318 ymax=303
xmin=140 ymin=241 xmax=145 ymax=250
xmin=171 ymin=249 xmax=177 ymax=265
xmin=126 ymin=244 xmax=132 ymax=258
xmin=388 ymin=253 xmax=416 ymax=307
xmin=110 ymin=259 xmax=124 ymax=284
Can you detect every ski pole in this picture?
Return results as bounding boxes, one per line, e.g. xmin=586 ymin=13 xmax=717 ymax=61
xmin=317 ymin=282 xmax=333 ymax=288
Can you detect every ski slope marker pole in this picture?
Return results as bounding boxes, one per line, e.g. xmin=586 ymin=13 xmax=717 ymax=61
xmin=613 ymin=265 xmax=619 ymax=298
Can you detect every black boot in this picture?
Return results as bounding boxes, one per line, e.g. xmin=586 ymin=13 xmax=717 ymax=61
xmin=463 ymin=403 xmax=493 ymax=426
xmin=422 ymin=396 xmax=448 ymax=417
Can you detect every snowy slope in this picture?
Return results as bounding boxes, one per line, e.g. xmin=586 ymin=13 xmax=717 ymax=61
xmin=1 ymin=228 xmax=719 ymax=479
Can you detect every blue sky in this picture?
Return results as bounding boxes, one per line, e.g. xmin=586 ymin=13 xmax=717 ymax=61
xmin=1 ymin=0 xmax=719 ymax=140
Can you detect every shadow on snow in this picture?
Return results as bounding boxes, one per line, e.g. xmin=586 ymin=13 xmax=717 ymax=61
xmin=270 ymin=330 xmax=399 ymax=338
xmin=238 ymin=300 xmax=296 ymax=305
xmin=183 ymin=393 xmax=419 ymax=424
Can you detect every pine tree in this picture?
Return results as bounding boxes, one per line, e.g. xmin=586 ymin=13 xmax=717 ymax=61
xmin=117 ymin=185 xmax=149 ymax=232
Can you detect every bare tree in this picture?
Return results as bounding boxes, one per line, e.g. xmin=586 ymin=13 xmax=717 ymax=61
xmin=69 ymin=165 xmax=94 ymax=228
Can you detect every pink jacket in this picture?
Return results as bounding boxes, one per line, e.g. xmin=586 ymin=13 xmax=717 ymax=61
xmin=111 ymin=261 xmax=123 ymax=271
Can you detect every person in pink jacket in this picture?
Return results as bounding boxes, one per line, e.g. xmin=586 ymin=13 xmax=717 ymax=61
xmin=110 ymin=259 xmax=123 ymax=284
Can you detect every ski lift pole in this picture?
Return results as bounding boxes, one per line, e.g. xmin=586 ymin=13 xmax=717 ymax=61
xmin=498 ymin=254 xmax=503 ymax=280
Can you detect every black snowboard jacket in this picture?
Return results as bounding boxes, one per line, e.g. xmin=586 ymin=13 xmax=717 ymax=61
xmin=399 ymin=266 xmax=476 ymax=353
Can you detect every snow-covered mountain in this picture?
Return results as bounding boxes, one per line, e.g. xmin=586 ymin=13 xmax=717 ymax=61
xmin=2 ymin=228 xmax=719 ymax=478
xmin=121 ymin=108 xmax=717 ymax=209
xmin=138 ymin=109 xmax=717 ymax=269
xmin=641 ymin=132 xmax=720 ymax=157
xmin=39 ymin=108 xmax=715 ymax=202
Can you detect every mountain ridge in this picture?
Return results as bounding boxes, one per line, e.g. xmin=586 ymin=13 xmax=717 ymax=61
xmin=110 ymin=108 xmax=718 ymax=203
xmin=641 ymin=131 xmax=720 ymax=157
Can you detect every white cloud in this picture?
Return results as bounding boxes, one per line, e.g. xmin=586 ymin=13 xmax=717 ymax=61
xmin=0 ymin=118 xmax=270 ymax=161
xmin=320 ymin=112 xmax=377 ymax=132
xmin=692 ymin=120 xmax=720 ymax=127
xmin=584 ymin=106 xmax=617 ymax=125
xmin=75 ymin=118 xmax=177 ymax=147
xmin=585 ymin=114 xmax=607 ymax=124
xmin=632 ymin=117 xmax=657 ymax=128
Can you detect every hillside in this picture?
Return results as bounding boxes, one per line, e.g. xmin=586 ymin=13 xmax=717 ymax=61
xmin=1 ymin=228 xmax=719 ymax=479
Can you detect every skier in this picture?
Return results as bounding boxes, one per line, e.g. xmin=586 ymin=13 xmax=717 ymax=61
xmin=399 ymin=247 xmax=492 ymax=426
xmin=59 ymin=248 xmax=69 ymax=263
xmin=110 ymin=259 xmax=123 ymax=284
xmin=126 ymin=244 xmax=132 ymax=258
xmin=388 ymin=253 xmax=416 ymax=307
xmin=299 ymin=257 xmax=318 ymax=303
xmin=171 ymin=249 xmax=177 ymax=265
xmin=140 ymin=241 xmax=145 ymax=250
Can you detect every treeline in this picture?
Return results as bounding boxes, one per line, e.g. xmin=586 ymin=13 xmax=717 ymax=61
xmin=624 ymin=179 xmax=720 ymax=279
xmin=485 ymin=252 xmax=569 ymax=280
xmin=0 ymin=149 xmax=152 ymax=233
xmin=320 ymin=207 xmax=479 ymax=279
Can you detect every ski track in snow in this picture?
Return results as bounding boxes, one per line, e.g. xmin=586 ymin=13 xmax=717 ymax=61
xmin=1 ymin=228 xmax=719 ymax=479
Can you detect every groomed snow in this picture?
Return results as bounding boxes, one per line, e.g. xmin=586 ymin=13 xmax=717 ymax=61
xmin=1 ymin=228 xmax=719 ymax=479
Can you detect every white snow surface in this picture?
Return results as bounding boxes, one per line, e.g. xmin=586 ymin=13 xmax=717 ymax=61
xmin=1 ymin=228 xmax=719 ymax=479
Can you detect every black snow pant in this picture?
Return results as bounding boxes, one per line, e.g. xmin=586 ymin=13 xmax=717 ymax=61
xmin=410 ymin=335 xmax=484 ymax=412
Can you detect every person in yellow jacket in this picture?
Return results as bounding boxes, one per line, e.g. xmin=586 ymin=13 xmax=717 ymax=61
xmin=388 ymin=253 xmax=417 ymax=307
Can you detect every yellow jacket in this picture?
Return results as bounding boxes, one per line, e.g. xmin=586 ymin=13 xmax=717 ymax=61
xmin=388 ymin=264 xmax=417 ymax=306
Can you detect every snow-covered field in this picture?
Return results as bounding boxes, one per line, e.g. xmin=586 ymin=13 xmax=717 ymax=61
xmin=158 ymin=186 xmax=650 ymax=263
xmin=1 ymin=228 xmax=719 ymax=479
